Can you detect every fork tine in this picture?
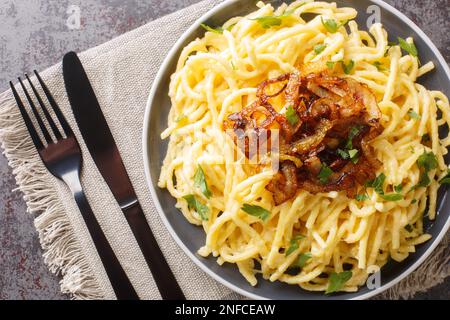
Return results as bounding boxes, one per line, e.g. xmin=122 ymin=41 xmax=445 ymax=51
xmin=10 ymin=81 xmax=44 ymax=150
xmin=34 ymin=70 xmax=72 ymax=136
xmin=18 ymin=77 xmax=52 ymax=144
xmin=25 ymin=74 xmax=62 ymax=140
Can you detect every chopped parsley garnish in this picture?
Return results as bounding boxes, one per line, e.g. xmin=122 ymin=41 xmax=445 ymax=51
xmin=337 ymin=126 xmax=363 ymax=164
xmin=318 ymin=164 xmax=333 ymax=184
xmin=285 ymin=235 xmax=305 ymax=256
xmin=200 ymin=23 xmax=224 ymax=34
xmin=404 ymin=224 xmax=414 ymax=232
xmin=194 ymin=165 xmax=212 ymax=199
xmin=373 ymin=61 xmax=385 ymax=71
xmin=380 ymin=193 xmax=403 ymax=201
xmin=345 ymin=125 xmax=364 ymax=149
xmin=348 ymin=149 xmax=359 ymax=164
xmin=286 ymin=105 xmax=299 ymax=126
xmin=416 ymin=172 xmax=431 ymax=189
xmin=292 ymin=252 xmax=312 ymax=268
xmin=342 ymin=60 xmax=355 ymax=74
xmin=414 ymin=151 xmax=438 ymax=189
xmin=326 ymin=271 xmax=352 ymax=294
xmin=321 ymin=17 xmax=348 ymax=33
xmin=408 ymin=109 xmax=420 ymax=120
xmin=439 ymin=169 xmax=450 ymax=184
xmin=183 ymin=195 xmax=209 ymax=221
xmin=411 ymin=199 xmax=417 ymax=204
xmin=314 ymin=44 xmax=327 ymax=54
xmin=417 ymin=151 xmax=438 ymax=172
xmin=337 ymin=148 xmax=359 ymax=163
xmin=326 ymin=61 xmax=335 ymax=69
xmin=251 ymin=16 xmax=283 ymax=29
xmin=366 ymin=173 xmax=403 ymax=201
xmin=355 ymin=194 xmax=369 ymax=201
xmin=241 ymin=204 xmax=270 ymax=222
xmin=366 ymin=173 xmax=386 ymax=194
xmin=250 ymin=5 xmax=304 ymax=29
xmin=398 ymin=37 xmax=418 ymax=57
xmin=337 ymin=148 xmax=349 ymax=159
xmin=394 ymin=184 xmax=403 ymax=193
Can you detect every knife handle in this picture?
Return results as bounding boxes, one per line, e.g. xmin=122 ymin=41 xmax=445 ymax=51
xmin=122 ymin=201 xmax=186 ymax=300
xmin=73 ymin=189 xmax=139 ymax=300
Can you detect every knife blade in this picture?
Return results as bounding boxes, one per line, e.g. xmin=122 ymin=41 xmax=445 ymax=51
xmin=62 ymin=51 xmax=185 ymax=300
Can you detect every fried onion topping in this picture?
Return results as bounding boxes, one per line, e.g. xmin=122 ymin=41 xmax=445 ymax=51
xmin=224 ymin=72 xmax=383 ymax=204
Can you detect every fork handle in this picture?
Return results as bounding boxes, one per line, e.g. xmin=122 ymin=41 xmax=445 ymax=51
xmin=73 ymin=189 xmax=139 ymax=300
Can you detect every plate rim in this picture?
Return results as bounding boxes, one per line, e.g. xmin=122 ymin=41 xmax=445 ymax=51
xmin=142 ymin=0 xmax=450 ymax=300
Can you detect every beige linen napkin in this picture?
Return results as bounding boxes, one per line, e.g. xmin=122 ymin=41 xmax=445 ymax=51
xmin=0 ymin=0 xmax=448 ymax=300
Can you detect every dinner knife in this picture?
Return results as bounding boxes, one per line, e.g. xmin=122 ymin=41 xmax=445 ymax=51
xmin=62 ymin=51 xmax=185 ymax=300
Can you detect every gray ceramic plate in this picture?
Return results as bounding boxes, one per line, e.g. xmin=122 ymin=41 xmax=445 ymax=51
xmin=143 ymin=0 xmax=450 ymax=299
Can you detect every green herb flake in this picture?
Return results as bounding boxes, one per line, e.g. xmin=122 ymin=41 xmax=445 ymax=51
xmin=342 ymin=60 xmax=355 ymax=74
xmin=416 ymin=171 xmax=431 ymax=189
xmin=439 ymin=169 xmax=450 ymax=185
xmin=355 ymin=194 xmax=369 ymax=201
xmin=200 ymin=23 xmax=224 ymax=34
xmin=367 ymin=173 xmax=386 ymax=195
xmin=321 ymin=17 xmax=345 ymax=34
xmin=404 ymin=224 xmax=414 ymax=232
xmin=326 ymin=61 xmax=335 ymax=69
xmin=408 ymin=109 xmax=420 ymax=120
xmin=285 ymin=235 xmax=305 ymax=257
xmin=286 ymin=105 xmax=299 ymax=126
xmin=251 ymin=16 xmax=283 ymax=29
xmin=251 ymin=3 xmax=305 ymax=29
xmin=394 ymin=184 xmax=403 ymax=193
xmin=183 ymin=194 xmax=209 ymax=221
xmin=348 ymin=149 xmax=359 ymax=164
xmin=314 ymin=44 xmax=327 ymax=54
xmin=292 ymin=252 xmax=312 ymax=268
xmin=373 ymin=61 xmax=385 ymax=71
xmin=414 ymin=151 xmax=437 ymax=189
xmin=336 ymin=148 xmax=349 ymax=160
xmin=326 ymin=271 xmax=352 ymax=294
xmin=411 ymin=199 xmax=417 ymax=204
xmin=194 ymin=165 xmax=212 ymax=199
xmin=380 ymin=193 xmax=403 ymax=201
xmin=345 ymin=125 xmax=364 ymax=149
xmin=230 ymin=61 xmax=237 ymax=70
xmin=417 ymin=151 xmax=438 ymax=172
xmin=318 ymin=164 xmax=333 ymax=184
xmin=398 ymin=37 xmax=418 ymax=57
xmin=241 ymin=204 xmax=270 ymax=222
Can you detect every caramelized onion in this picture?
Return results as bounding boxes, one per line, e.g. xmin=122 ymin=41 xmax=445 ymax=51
xmin=266 ymin=161 xmax=298 ymax=205
xmin=224 ymin=71 xmax=383 ymax=204
xmin=288 ymin=119 xmax=332 ymax=154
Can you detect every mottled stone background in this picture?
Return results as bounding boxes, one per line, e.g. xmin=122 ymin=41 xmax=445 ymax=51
xmin=0 ymin=0 xmax=448 ymax=300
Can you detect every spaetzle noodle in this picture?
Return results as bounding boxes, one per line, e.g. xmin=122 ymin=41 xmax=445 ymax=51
xmin=158 ymin=0 xmax=450 ymax=293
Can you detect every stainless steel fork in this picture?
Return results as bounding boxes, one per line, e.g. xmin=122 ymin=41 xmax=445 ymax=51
xmin=10 ymin=71 xmax=139 ymax=300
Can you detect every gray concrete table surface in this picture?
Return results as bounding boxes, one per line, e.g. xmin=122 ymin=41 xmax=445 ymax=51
xmin=0 ymin=0 xmax=449 ymax=300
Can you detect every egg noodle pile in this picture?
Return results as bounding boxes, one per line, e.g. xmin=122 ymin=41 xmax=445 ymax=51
xmin=158 ymin=0 xmax=450 ymax=292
